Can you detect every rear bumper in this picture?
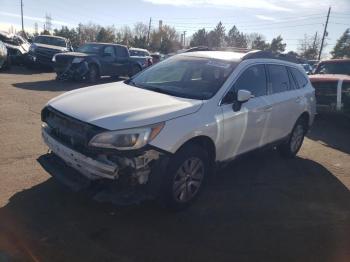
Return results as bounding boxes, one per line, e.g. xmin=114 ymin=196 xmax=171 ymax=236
xmin=42 ymin=127 xmax=119 ymax=180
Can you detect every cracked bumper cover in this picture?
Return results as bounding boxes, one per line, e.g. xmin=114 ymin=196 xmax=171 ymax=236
xmin=42 ymin=128 xmax=163 ymax=182
xmin=55 ymin=61 xmax=89 ymax=80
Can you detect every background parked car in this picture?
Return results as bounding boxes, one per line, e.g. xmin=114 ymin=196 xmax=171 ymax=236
xmin=150 ymin=52 xmax=165 ymax=64
xmin=0 ymin=40 xmax=10 ymax=70
xmin=26 ymin=35 xmax=73 ymax=68
xmin=0 ymin=31 xmax=29 ymax=65
xmin=309 ymin=59 xmax=350 ymax=114
xmin=301 ymin=63 xmax=313 ymax=74
xmin=129 ymin=47 xmax=153 ymax=68
xmin=53 ymin=42 xmax=145 ymax=82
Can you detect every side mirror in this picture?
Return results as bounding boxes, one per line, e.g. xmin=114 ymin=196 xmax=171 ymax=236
xmin=102 ymin=53 xmax=112 ymax=57
xmin=237 ymin=89 xmax=252 ymax=103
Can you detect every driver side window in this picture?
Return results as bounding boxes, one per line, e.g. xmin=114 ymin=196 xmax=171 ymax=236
xmin=103 ymin=46 xmax=116 ymax=57
xmin=234 ymin=64 xmax=267 ymax=97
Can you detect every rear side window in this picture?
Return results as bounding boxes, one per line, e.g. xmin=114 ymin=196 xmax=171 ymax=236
xmin=287 ymin=68 xmax=298 ymax=90
xmin=290 ymin=67 xmax=308 ymax=88
xmin=267 ymin=65 xmax=290 ymax=93
xmin=234 ymin=65 xmax=267 ymax=97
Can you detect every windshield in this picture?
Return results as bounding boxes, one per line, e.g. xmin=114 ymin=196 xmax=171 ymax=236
xmin=77 ymin=44 xmax=102 ymax=54
xmin=315 ymin=61 xmax=350 ymax=75
xmin=130 ymin=49 xmax=149 ymax=57
xmin=128 ymin=55 xmax=237 ymax=100
xmin=34 ymin=36 xmax=66 ymax=47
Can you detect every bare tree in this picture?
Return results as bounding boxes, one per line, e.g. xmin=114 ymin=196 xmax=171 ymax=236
xmin=298 ymin=33 xmax=323 ymax=60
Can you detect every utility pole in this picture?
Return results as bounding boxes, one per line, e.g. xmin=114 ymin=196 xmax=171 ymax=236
xmin=20 ymin=0 xmax=24 ymax=33
xmin=147 ymin=17 xmax=152 ymax=46
xmin=318 ymin=6 xmax=331 ymax=60
xmin=183 ymin=31 xmax=186 ymax=48
xmin=312 ymin=31 xmax=318 ymax=50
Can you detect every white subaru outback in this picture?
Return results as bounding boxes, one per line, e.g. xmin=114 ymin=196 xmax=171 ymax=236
xmin=41 ymin=50 xmax=316 ymax=209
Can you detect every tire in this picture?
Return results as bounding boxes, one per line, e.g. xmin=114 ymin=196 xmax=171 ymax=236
xmin=160 ymin=144 xmax=209 ymax=210
xmin=2 ymin=55 xmax=11 ymax=70
xmin=278 ymin=118 xmax=307 ymax=158
xmin=128 ymin=64 xmax=141 ymax=78
xmin=87 ymin=64 xmax=100 ymax=83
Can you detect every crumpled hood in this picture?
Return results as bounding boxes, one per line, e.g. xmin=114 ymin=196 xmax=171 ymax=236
xmin=34 ymin=43 xmax=68 ymax=52
xmin=48 ymin=81 xmax=203 ymax=130
xmin=55 ymin=51 xmax=93 ymax=58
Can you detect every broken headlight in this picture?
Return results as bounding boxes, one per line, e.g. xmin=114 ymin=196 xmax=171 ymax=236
xmin=88 ymin=123 xmax=164 ymax=150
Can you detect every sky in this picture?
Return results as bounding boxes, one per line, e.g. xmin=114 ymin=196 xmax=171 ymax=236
xmin=0 ymin=0 xmax=349 ymax=55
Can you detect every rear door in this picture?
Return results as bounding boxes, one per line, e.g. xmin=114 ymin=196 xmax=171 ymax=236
xmin=265 ymin=64 xmax=303 ymax=143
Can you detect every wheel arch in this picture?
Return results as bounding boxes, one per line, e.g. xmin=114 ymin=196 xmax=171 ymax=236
xmin=299 ymin=111 xmax=310 ymax=131
xmin=175 ymin=135 xmax=216 ymax=165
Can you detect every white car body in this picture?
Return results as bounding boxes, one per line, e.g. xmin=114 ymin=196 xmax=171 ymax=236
xmin=41 ymin=51 xmax=316 ymax=206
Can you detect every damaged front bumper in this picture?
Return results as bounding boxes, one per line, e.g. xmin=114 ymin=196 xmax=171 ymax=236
xmin=42 ymin=128 xmax=119 ymax=180
xmin=42 ymin=127 xmax=165 ymax=185
xmin=55 ymin=61 xmax=89 ymax=81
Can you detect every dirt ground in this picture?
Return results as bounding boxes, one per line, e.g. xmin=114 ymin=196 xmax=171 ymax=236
xmin=0 ymin=66 xmax=349 ymax=262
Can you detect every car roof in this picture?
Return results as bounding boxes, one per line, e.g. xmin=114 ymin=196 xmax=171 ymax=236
xmin=178 ymin=51 xmax=248 ymax=62
xmin=319 ymin=59 xmax=350 ymax=63
xmin=177 ymin=50 xmax=301 ymax=67
xmin=86 ymin=42 xmax=126 ymax=47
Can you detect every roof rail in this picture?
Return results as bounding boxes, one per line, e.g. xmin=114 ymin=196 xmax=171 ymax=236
xmin=217 ymin=47 xmax=255 ymax=53
xmin=242 ymin=50 xmax=299 ymax=63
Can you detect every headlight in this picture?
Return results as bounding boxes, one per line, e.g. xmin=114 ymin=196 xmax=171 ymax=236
xmin=52 ymin=54 xmax=57 ymax=62
xmin=88 ymin=123 xmax=164 ymax=150
xmin=72 ymin=57 xmax=84 ymax=64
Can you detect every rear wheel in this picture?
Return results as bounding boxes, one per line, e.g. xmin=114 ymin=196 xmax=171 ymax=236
xmin=278 ymin=118 xmax=306 ymax=158
xmin=2 ymin=55 xmax=11 ymax=70
xmin=160 ymin=144 xmax=209 ymax=210
xmin=87 ymin=64 xmax=100 ymax=83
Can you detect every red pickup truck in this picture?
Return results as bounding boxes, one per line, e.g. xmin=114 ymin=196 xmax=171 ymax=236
xmin=309 ymin=59 xmax=350 ymax=114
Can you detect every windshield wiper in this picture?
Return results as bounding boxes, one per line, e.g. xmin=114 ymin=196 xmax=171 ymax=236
xmin=146 ymin=86 xmax=175 ymax=96
xmin=125 ymin=79 xmax=138 ymax=87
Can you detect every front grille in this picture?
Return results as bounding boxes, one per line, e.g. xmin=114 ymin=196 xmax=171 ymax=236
xmin=55 ymin=55 xmax=73 ymax=66
xmin=35 ymin=47 xmax=60 ymax=64
xmin=312 ymin=81 xmax=338 ymax=107
xmin=41 ymin=106 xmax=105 ymax=154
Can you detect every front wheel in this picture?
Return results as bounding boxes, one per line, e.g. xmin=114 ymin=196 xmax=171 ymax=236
xmin=87 ymin=64 xmax=100 ymax=83
xmin=160 ymin=144 xmax=209 ymax=210
xmin=278 ymin=119 xmax=306 ymax=158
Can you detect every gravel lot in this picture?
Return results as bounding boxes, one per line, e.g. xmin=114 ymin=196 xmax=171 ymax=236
xmin=0 ymin=66 xmax=349 ymax=262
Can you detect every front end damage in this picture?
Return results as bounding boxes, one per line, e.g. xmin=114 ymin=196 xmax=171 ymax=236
xmin=41 ymin=106 xmax=169 ymax=203
xmin=55 ymin=61 xmax=89 ymax=81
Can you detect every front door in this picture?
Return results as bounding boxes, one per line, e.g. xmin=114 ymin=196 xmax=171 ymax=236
xmin=221 ymin=64 xmax=272 ymax=159
xmin=101 ymin=45 xmax=117 ymax=76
